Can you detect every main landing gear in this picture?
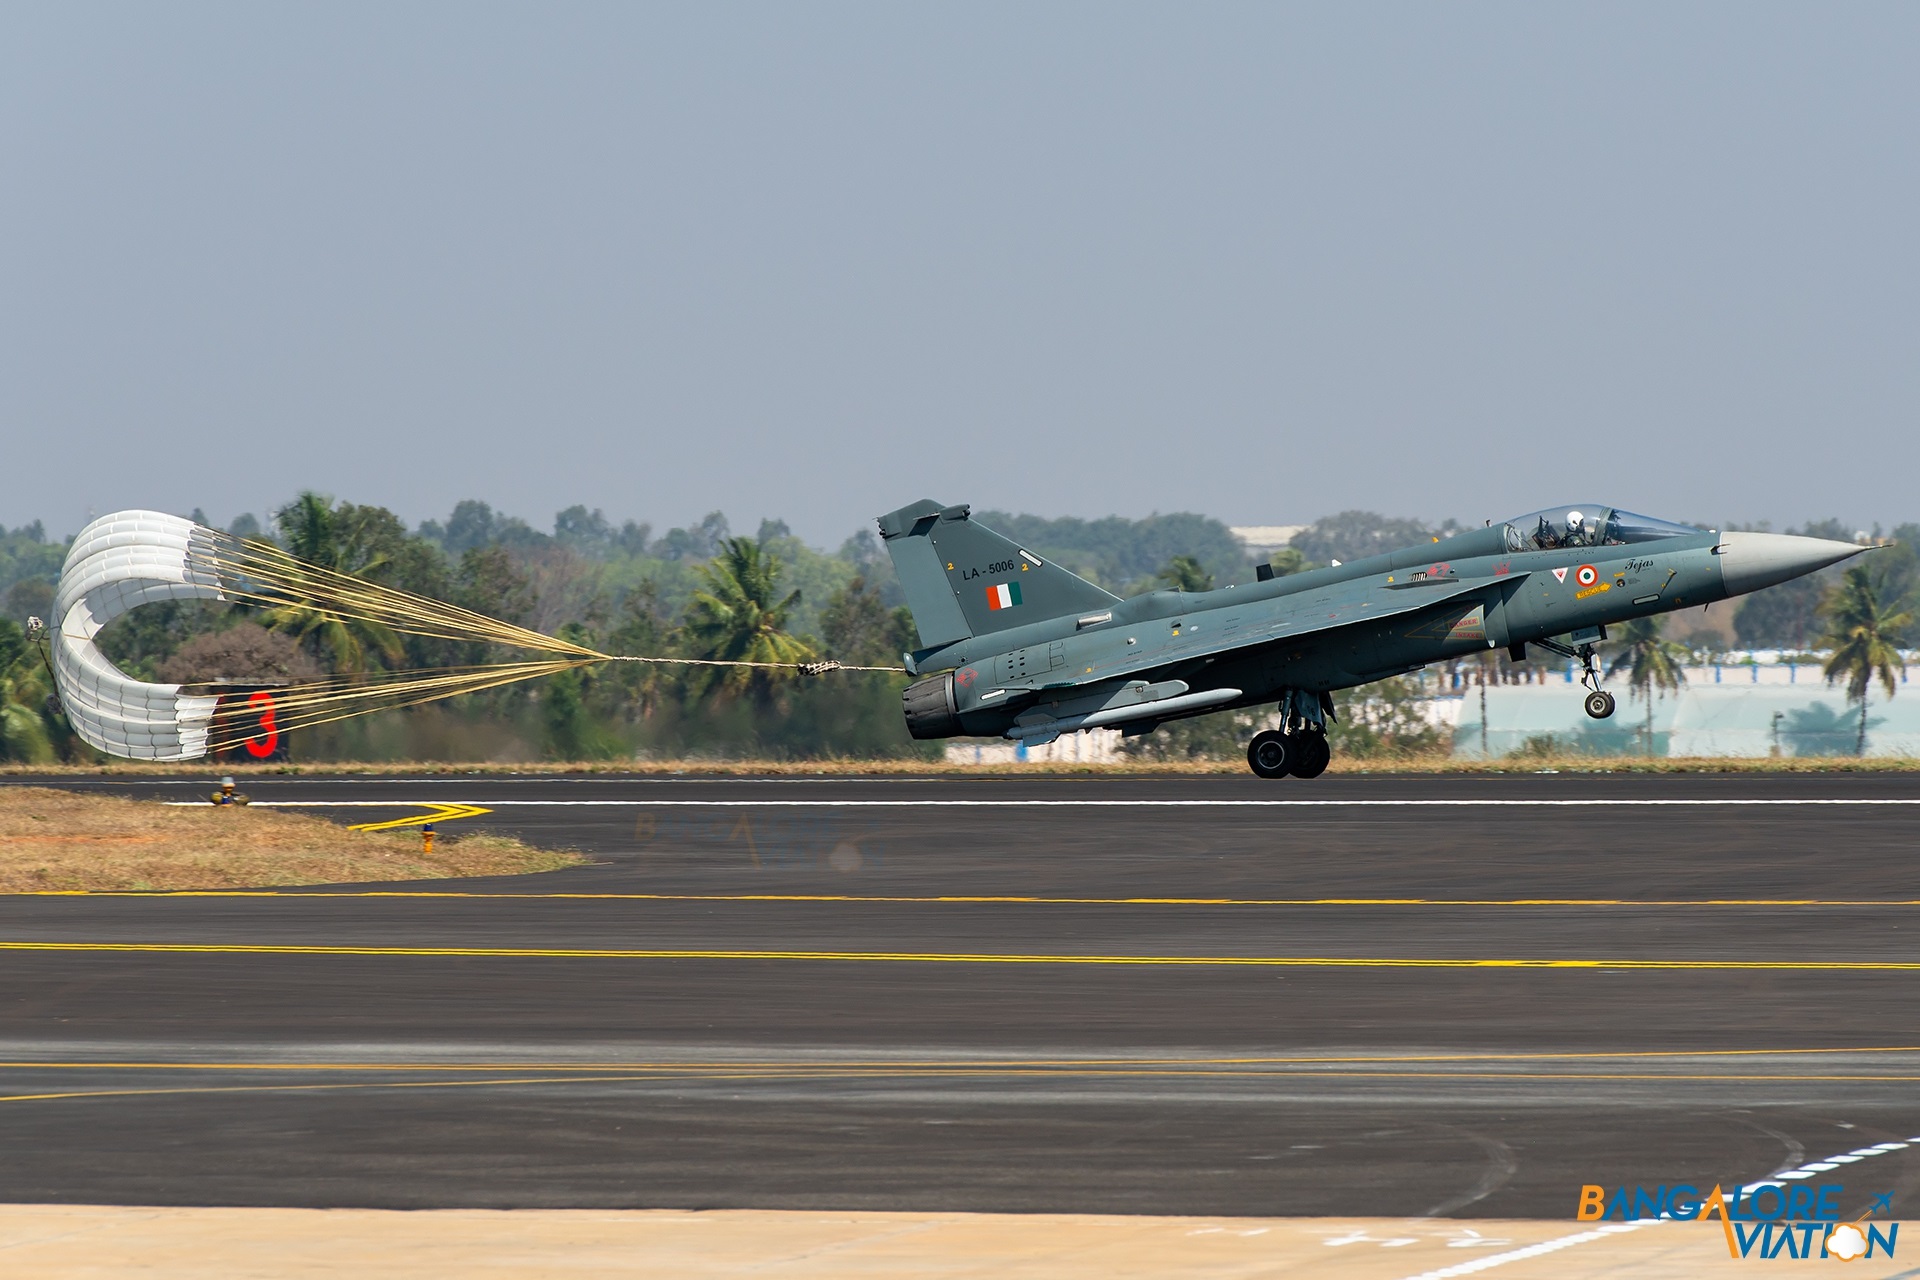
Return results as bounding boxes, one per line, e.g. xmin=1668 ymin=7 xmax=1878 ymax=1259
xmin=1519 ymin=635 xmax=1616 ymax=720
xmin=1248 ymin=729 xmax=1331 ymax=779
xmin=1247 ymin=690 xmax=1332 ymax=779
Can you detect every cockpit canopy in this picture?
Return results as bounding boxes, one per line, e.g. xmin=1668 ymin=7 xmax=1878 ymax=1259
xmin=1502 ymin=506 xmax=1704 ymax=554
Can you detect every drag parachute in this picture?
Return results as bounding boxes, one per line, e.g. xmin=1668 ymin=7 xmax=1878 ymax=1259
xmin=46 ymin=510 xmax=890 ymax=762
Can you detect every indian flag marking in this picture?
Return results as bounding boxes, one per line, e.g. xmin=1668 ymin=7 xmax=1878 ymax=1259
xmin=987 ymin=582 xmax=1022 ymax=611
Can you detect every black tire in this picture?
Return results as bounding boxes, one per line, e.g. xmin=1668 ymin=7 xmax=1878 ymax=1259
xmin=1584 ymin=690 xmax=1616 ymax=720
xmin=1291 ymin=732 xmax=1331 ymax=779
xmin=1247 ymin=730 xmax=1292 ymax=779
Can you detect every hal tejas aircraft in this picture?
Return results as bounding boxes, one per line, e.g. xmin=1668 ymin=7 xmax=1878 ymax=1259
xmin=877 ymin=500 xmax=1867 ymax=777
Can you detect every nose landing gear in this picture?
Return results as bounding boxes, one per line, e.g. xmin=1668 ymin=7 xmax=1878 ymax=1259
xmin=1246 ymin=690 xmax=1333 ymax=779
xmin=1526 ymin=634 xmax=1616 ymax=719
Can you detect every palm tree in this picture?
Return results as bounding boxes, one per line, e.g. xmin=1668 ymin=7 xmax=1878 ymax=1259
xmin=0 ymin=622 xmax=55 ymax=763
xmin=1605 ymin=615 xmax=1689 ymax=755
xmin=1159 ymin=555 xmax=1214 ymax=593
xmin=256 ymin=493 xmax=404 ymax=673
xmin=682 ymin=537 xmax=815 ymax=706
xmin=0 ymin=670 xmax=54 ymax=763
xmin=1819 ymin=565 xmax=1912 ymax=755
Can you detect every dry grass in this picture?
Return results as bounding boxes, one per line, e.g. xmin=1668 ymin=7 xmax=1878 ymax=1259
xmin=0 ymin=787 xmax=583 ymax=892
xmin=5 ymin=753 xmax=1919 ymax=778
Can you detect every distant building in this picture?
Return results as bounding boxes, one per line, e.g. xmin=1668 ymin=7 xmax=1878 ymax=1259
xmin=944 ymin=728 xmax=1125 ymax=766
xmin=1230 ymin=525 xmax=1306 ymax=557
xmin=1450 ymin=654 xmax=1920 ymax=758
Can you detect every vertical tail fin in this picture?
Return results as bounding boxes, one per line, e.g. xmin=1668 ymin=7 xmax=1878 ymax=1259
xmin=876 ymin=500 xmax=1119 ymax=649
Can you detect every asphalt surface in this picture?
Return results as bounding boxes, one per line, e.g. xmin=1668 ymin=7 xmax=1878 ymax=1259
xmin=3 ymin=771 xmax=1919 ymax=1220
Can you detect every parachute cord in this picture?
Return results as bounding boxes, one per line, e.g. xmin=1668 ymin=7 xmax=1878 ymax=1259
xmin=604 ymin=656 xmax=902 ymax=674
xmin=162 ymin=524 xmax=910 ymax=753
xmin=27 ymin=626 xmax=61 ymax=715
xmin=199 ymin=654 xmax=905 ymax=754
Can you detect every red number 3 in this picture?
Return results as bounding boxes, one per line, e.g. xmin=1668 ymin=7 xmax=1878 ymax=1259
xmin=245 ymin=691 xmax=280 ymax=759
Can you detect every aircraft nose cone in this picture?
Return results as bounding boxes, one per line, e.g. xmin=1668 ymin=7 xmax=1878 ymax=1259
xmin=1716 ymin=531 xmax=1868 ymax=598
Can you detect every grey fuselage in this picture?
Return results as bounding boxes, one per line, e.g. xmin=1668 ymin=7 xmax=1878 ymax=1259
xmin=902 ymin=517 xmax=1854 ymax=743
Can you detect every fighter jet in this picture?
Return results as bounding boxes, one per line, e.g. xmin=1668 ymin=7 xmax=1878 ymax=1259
xmin=877 ymin=500 xmax=1869 ymax=777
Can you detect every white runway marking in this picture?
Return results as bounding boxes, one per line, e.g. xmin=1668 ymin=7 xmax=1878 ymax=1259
xmin=1393 ymin=1219 xmax=1664 ymax=1279
xmin=1739 ymin=1133 xmax=1915 ymax=1193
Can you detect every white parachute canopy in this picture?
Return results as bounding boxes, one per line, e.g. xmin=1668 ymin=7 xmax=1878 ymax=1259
xmin=52 ymin=511 xmax=228 ymax=760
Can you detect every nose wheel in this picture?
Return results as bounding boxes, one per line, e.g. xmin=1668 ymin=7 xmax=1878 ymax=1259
xmin=1532 ymin=635 xmax=1614 ymax=722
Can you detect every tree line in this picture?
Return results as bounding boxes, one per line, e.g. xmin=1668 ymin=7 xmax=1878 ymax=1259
xmin=0 ymin=495 xmax=1267 ymax=763
xmin=0 ymin=503 xmax=1911 ymax=763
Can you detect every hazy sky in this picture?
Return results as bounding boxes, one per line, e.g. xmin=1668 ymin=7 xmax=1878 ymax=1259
xmin=4 ymin=4 xmax=1917 ymax=546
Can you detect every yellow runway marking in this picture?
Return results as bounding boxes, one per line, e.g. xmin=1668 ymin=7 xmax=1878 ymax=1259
xmin=3 ymin=940 xmax=1920 ymax=969
xmin=190 ymin=798 xmax=1920 ymax=807
xmin=4 ymin=1045 xmax=1920 ymax=1071
xmin=345 ymin=802 xmax=491 ymax=833
xmin=4 ymin=1068 xmax=1920 ymax=1106
xmin=7 ymin=1048 xmax=1919 ymax=1105
xmin=0 ymin=1074 xmax=676 ymax=1104
xmin=20 ymin=890 xmax=1920 ymax=907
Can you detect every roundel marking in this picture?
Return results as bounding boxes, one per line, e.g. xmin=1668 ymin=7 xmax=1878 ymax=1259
xmin=1575 ymin=564 xmax=1599 ymax=587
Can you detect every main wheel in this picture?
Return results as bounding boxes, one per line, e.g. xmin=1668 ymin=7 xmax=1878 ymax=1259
xmin=1584 ymin=690 xmax=1616 ymax=719
xmin=1291 ymin=732 xmax=1331 ymax=779
xmin=1247 ymin=730 xmax=1292 ymax=779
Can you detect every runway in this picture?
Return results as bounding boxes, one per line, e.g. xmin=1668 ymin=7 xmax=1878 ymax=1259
xmin=2 ymin=772 xmax=1918 ymax=1224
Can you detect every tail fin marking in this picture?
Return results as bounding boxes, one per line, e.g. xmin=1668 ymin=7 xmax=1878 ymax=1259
xmin=877 ymin=500 xmax=1119 ymax=649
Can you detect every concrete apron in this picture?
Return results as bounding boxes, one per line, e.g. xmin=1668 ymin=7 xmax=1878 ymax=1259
xmin=0 ymin=1204 xmax=1876 ymax=1278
